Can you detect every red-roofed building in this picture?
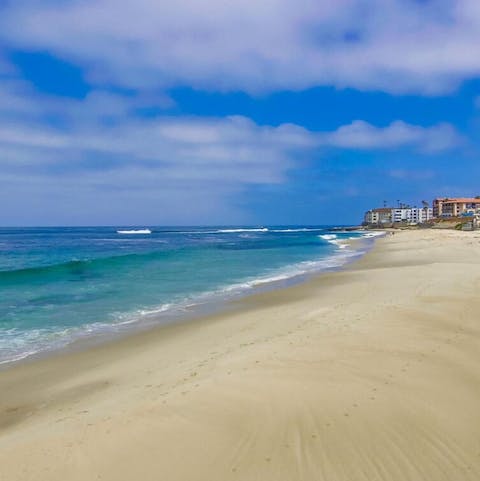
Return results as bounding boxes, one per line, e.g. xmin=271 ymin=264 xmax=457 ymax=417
xmin=433 ymin=197 xmax=480 ymax=217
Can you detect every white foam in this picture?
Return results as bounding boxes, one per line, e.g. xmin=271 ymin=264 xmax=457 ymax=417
xmin=319 ymin=234 xmax=337 ymax=240
xmin=0 ymin=349 xmax=39 ymax=365
xmin=317 ymin=233 xmax=355 ymax=251
xmin=162 ymin=227 xmax=329 ymax=235
xmin=0 ymin=303 xmax=173 ymax=365
xmin=217 ymin=228 xmax=269 ymax=233
xmin=137 ymin=304 xmax=173 ymax=317
xmin=117 ymin=229 xmax=152 ymax=234
xmin=171 ymin=228 xmax=270 ymax=235
xmin=361 ymin=231 xmax=386 ymax=238
xmin=217 ymin=247 xmax=364 ymax=295
xmin=270 ymin=228 xmax=324 ymax=233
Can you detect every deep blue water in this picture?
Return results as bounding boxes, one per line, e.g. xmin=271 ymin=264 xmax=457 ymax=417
xmin=0 ymin=226 xmax=377 ymax=364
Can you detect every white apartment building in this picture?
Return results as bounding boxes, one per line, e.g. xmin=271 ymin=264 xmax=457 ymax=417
xmin=391 ymin=208 xmax=410 ymax=223
xmin=410 ymin=207 xmax=433 ymax=223
xmin=398 ymin=207 xmax=433 ymax=224
xmin=392 ymin=207 xmax=433 ymax=223
xmin=365 ymin=206 xmax=433 ymax=225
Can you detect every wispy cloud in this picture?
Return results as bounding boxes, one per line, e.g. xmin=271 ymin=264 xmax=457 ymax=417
xmin=321 ymin=120 xmax=463 ymax=153
xmin=2 ymin=0 xmax=480 ymax=94
xmin=0 ymin=84 xmax=318 ymax=223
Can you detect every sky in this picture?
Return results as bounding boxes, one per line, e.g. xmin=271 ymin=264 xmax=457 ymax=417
xmin=1 ymin=0 xmax=480 ymax=226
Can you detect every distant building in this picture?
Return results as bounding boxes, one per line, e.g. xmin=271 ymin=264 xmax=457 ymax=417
xmin=364 ymin=206 xmax=433 ymax=225
xmin=410 ymin=207 xmax=433 ymax=223
xmin=364 ymin=197 xmax=480 ymax=228
xmin=364 ymin=207 xmax=392 ymax=225
xmin=433 ymin=197 xmax=480 ymax=217
xmin=391 ymin=208 xmax=410 ymax=223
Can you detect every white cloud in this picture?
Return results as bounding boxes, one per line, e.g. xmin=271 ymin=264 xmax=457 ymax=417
xmin=0 ymin=114 xmax=315 ymax=182
xmin=0 ymin=93 xmax=317 ymax=223
xmin=0 ymin=79 xmax=461 ymax=224
xmin=2 ymin=0 xmax=480 ymax=94
xmin=0 ymin=83 xmax=460 ymax=178
xmin=321 ymin=120 xmax=462 ymax=153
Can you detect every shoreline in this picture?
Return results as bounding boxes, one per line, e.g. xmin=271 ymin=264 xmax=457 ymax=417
xmin=2 ymin=229 xmax=480 ymax=480
xmin=0 ymin=232 xmax=376 ymax=369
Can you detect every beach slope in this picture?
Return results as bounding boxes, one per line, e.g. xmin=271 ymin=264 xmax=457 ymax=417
xmin=1 ymin=230 xmax=480 ymax=480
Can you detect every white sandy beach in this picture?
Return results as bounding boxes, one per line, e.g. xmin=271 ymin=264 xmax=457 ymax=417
xmin=1 ymin=229 xmax=480 ymax=480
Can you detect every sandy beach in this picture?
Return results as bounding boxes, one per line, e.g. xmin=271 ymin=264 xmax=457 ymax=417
xmin=1 ymin=229 xmax=480 ymax=481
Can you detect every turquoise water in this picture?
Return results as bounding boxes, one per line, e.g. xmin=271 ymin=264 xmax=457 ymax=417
xmin=0 ymin=226 xmax=378 ymax=364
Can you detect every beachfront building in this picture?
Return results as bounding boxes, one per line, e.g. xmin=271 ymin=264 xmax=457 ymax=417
xmin=364 ymin=208 xmax=392 ymax=225
xmin=433 ymin=197 xmax=480 ymax=217
xmin=364 ymin=197 xmax=480 ymax=228
xmin=391 ymin=208 xmax=410 ymax=223
xmin=391 ymin=207 xmax=433 ymax=224
xmin=365 ymin=206 xmax=433 ymax=226
xmin=410 ymin=207 xmax=434 ymax=223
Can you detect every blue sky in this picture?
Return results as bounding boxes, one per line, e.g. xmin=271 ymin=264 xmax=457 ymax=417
xmin=0 ymin=0 xmax=479 ymax=226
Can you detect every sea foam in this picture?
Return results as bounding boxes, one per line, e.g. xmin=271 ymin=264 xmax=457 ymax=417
xmin=117 ymin=229 xmax=152 ymax=234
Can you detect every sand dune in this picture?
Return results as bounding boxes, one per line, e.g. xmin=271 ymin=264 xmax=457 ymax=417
xmin=1 ymin=230 xmax=480 ymax=480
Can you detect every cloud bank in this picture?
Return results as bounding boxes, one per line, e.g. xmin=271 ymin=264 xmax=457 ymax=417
xmin=0 ymin=1 xmax=473 ymax=224
xmin=0 ymin=79 xmax=462 ymax=224
xmin=0 ymin=98 xmax=459 ymax=225
xmin=2 ymin=0 xmax=480 ymax=94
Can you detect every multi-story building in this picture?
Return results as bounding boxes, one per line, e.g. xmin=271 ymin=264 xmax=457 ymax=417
xmin=391 ymin=207 xmax=433 ymax=224
xmin=365 ymin=197 xmax=480 ymax=228
xmin=364 ymin=207 xmax=392 ymax=225
xmin=410 ymin=207 xmax=434 ymax=223
xmin=365 ymin=206 xmax=433 ymax=225
xmin=391 ymin=208 xmax=410 ymax=223
xmin=433 ymin=197 xmax=480 ymax=217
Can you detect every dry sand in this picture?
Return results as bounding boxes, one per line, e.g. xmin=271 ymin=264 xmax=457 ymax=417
xmin=1 ymin=229 xmax=480 ymax=480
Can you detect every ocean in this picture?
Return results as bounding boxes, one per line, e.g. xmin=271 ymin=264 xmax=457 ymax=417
xmin=0 ymin=226 xmax=380 ymax=365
